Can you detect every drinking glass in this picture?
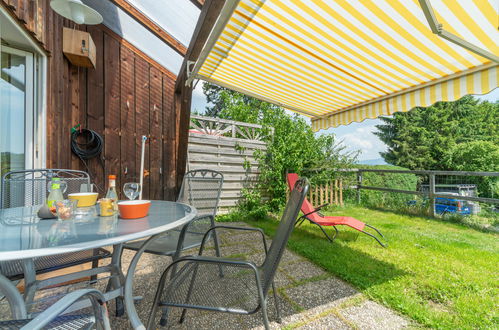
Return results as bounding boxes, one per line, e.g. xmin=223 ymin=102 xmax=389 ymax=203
xmin=123 ymin=183 xmax=141 ymax=200
xmin=54 ymin=199 xmax=77 ymax=221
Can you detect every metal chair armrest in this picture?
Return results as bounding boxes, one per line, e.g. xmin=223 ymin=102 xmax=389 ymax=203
xmin=177 ymin=255 xmax=259 ymax=270
xmin=302 ymin=203 xmax=329 ymax=218
xmin=173 ymin=215 xmax=215 ymax=260
xmin=0 ymin=274 xmax=27 ymax=320
xmin=198 ymin=225 xmax=268 ymax=256
xmin=22 ymin=289 xmax=110 ymax=330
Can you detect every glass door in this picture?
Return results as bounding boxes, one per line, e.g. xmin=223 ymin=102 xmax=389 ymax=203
xmin=0 ymin=46 xmax=34 ymax=179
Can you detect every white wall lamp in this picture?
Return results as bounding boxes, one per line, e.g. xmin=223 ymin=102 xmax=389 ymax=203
xmin=50 ymin=0 xmax=103 ymax=25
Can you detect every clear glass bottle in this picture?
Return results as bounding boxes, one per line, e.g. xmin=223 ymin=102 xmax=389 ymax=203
xmin=47 ymin=177 xmax=64 ymax=208
xmin=106 ymin=175 xmax=118 ymax=212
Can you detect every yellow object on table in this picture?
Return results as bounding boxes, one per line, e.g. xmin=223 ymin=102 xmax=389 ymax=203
xmin=99 ymin=198 xmax=115 ymax=216
xmin=68 ymin=192 xmax=99 ymax=207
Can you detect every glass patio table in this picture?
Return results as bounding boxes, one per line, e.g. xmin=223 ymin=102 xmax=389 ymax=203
xmin=0 ymin=200 xmax=196 ymax=328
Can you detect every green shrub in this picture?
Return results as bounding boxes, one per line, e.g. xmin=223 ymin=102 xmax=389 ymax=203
xmin=353 ymin=165 xmax=418 ymax=209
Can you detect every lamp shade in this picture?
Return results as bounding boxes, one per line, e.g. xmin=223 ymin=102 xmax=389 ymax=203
xmin=50 ymin=0 xmax=103 ymax=25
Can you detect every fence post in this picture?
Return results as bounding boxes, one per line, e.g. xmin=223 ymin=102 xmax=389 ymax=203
xmin=339 ymin=179 xmax=344 ymax=206
xmin=330 ymin=181 xmax=334 ymax=205
xmin=320 ymin=184 xmax=324 ymax=205
xmin=357 ymin=170 xmax=362 ymax=204
xmin=325 ymin=182 xmax=329 ymax=205
xmin=429 ymin=173 xmax=436 ymax=217
xmin=334 ymin=180 xmax=338 ymax=205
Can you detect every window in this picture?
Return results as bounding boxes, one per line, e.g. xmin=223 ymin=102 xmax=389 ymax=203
xmin=1 ymin=46 xmax=34 ymax=177
xmin=1 ymin=6 xmax=46 ymax=186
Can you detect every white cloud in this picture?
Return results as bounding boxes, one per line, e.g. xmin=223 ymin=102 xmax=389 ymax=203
xmin=191 ymin=81 xmax=209 ymax=113
xmin=334 ymin=124 xmax=386 ymax=161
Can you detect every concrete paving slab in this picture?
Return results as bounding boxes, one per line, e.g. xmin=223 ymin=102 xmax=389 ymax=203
xmin=297 ymin=312 xmax=351 ymax=329
xmin=0 ymin=225 xmax=412 ymax=330
xmin=280 ymin=260 xmax=327 ymax=283
xmin=284 ymin=277 xmax=357 ymax=310
xmin=341 ymin=300 xmax=410 ymax=330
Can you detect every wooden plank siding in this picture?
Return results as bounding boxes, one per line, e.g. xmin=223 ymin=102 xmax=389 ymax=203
xmin=103 ymin=34 xmax=121 ymax=191
xmin=134 ymin=57 xmax=150 ymax=197
xmin=1 ymin=0 xmax=183 ymax=200
xmin=86 ymin=25 xmax=106 ymax=191
xmin=187 ymin=133 xmax=266 ymax=212
xmin=149 ymin=67 xmax=163 ymax=200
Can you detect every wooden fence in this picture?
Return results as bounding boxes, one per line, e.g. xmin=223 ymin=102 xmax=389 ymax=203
xmin=187 ymin=115 xmax=270 ymax=212
xmin=288 ymin=180 xmax=344 ymax=206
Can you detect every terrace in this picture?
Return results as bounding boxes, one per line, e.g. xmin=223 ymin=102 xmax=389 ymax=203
xmin=0 ymin=0 xmax=497 ymax=329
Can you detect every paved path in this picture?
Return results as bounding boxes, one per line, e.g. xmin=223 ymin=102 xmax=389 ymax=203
xmin=108 ymin=222 xmax=411 ymax=329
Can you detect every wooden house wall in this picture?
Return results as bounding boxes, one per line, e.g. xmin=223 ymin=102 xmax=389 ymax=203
xmin=1 ymin=0 xmax=181 ymax=200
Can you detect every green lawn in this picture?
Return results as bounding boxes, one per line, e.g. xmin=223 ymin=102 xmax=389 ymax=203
xmin=238 ymin=206 xmax=498 ymax=329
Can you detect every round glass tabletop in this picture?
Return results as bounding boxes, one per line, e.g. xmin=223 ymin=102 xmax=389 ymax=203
xmin=0 ymin=201 xmax=196 ymax=261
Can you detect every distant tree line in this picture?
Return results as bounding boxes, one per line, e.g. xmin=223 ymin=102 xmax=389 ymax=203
xmin=375 ymin=95 xmax=499 ymax=197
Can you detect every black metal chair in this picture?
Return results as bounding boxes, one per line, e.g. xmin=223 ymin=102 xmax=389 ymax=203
xmin=123 ymin=169 xmax=224 ymax=325
xmin=0 ymin=169 xmax=111 ymax=281
xmin=146 ymin=177 xmax=309 ymax=330
xmin=123 ymin=169 xmax=224 ymax=259
xmin=0 ymin=273 xmax=110 ymax=329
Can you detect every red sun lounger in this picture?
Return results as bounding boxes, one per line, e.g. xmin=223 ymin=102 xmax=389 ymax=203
xmin=287 ymin=173 xmax=386 ymax=247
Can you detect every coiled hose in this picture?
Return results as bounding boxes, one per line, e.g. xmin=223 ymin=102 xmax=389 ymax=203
xmin=71 ymin=128 xmax=103 ymax=160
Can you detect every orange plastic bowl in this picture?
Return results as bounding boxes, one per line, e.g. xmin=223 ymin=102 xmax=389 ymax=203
xmin=118 ymin=200 xmax=151 ymax=219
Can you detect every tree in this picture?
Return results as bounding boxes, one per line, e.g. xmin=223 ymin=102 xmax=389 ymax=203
xmin=375 ymin=96 xmax=499 ymax=170
xmin=202 ymin=83 xmax=357 ymax=213
xmin=202 ymin=83 xmax=259 ymax=117
xmin=444 ymin=141 xmax=499 ymax=197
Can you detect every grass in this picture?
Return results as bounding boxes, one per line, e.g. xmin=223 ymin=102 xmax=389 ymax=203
xmin=227 ymin=205 xmax=499 ymax=329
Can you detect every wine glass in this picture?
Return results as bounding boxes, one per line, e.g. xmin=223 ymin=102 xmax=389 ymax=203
xmin=123 ymin=183 xmax=141 ymax=200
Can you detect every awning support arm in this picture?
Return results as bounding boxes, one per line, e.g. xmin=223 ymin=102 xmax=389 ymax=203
xmin=418 ymin=0 xmax=499 ymax=63
xmin=185 ymin=0 xmax=241 ymax=87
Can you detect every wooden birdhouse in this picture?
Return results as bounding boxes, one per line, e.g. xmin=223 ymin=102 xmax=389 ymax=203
xmin=62 ymin=27 xmax=96 ymax=68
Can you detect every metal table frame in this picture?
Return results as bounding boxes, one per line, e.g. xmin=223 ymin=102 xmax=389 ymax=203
xmin=0 ymin=201 xmax=196 ymax=328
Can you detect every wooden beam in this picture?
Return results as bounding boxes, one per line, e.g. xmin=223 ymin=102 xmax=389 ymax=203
xmin=174 ymin=0 xmax=225 ymax=191
xmin=175 ymin=0 xmax=225 ymax=92
xmin=109 ymin=0 xmax=187 ymax=56
xmin=189 ymin=0 xmax=205 ymax=10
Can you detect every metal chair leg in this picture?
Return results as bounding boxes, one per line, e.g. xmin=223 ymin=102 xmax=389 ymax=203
xmin=365 ymin=223 xmax=385 ymax=238
xmin=90 ymin=248 xmax=100 ymax=283
xmin=179 ymin=263 xmax=200 ymax=324
xmin=259 ymin=291 xmax=270 ymax=330
xmin=271 ymin=281 xmax=281 ymax=323
xmin=295 ymin=217 xmax=306 ymax=227
xmin=360 ymin=230 xmax=387 ymax=247
xmin=210 ymin=218 xmax=224 ymax=278
xmin=315 ymin=223 xmax=334 ymax=243
xmin=148 ymin=266 xmax=171 ymax=329
xmin=109 ymin=244 xmax=125 ymax=316
xmin=22 ymin=259 xmax=37 ymax=312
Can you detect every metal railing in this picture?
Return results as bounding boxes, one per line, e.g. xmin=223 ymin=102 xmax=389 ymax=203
xmin=335 ymin=168 xmax=499 ymax=217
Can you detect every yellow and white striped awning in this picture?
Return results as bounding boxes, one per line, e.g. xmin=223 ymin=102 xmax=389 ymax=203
xmin=191 ymin=0 xmax=498 ymax=131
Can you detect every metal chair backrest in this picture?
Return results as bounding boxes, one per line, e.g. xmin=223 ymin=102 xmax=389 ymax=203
xmin=177 ymin=169 xmax=224 ymax=217
xmin=261 ymin=177 xmax=309 ymax=295
xmin=1 ymin=169 xmax=91 ymax=209
xmin=287 ymin=173 xmax=321 ymax=221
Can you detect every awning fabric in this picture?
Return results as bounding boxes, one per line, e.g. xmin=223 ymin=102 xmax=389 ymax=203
xmin=194 ymin=0 xmax=499 ymax=131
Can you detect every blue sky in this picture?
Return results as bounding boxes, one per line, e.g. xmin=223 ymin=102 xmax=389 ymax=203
xmin=192 ymin=82 xmax=498 ymax=161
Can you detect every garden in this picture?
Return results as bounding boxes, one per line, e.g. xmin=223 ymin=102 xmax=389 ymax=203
xmin=205 ymin=85 xmax=499 ymax=329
